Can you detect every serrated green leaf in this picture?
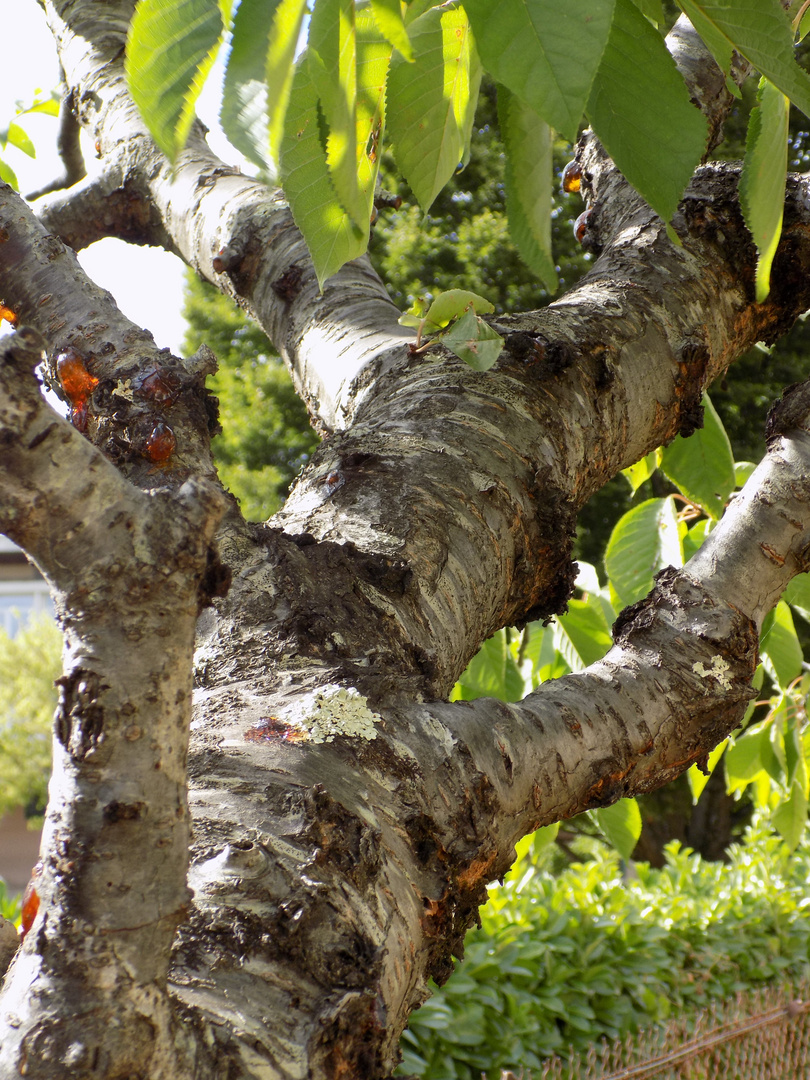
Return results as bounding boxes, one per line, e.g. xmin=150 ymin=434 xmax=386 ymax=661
xmin=739 ymin=78 xmax=789 ymax=304
xmin=587 ymin=0 xmax=707 ymax=225
xmin=659 ymin=393 xmax=735 ymax=519
xmin=424 ymin=289 xmax=493 ymax=330
xmin=6 ymin=122 xmax=35 ymax=158
xmin=25 ymin=96 xmax=60 ymax=118
xmin=682 ymin=516 xmax=713 ymax=561
xmin=604 ymin=497 xmax=682 ymax=608
xmin=371 ymin=0 xmax=413 ymax=60
xmin=622 ymin=449 xmax=660 ymax=493
xmin=220 ymin=0 xmax=280 ymax=168
xmin=126 ymin=0 xmax=228 ymax=161
xmin=725 ymin=724 xmax=765 ymax=790
xmin=0 ymin=157 xmax=18 ymax=190
xmin=761 ymin=600 xmax=803 ymax=690
xmin=441 ymin=308 xmax=503 ymax=371
xmin=552 ymin=599 xmax=613 ymax=673
xmin=464 ymin=0 xmax=614 ymax=141
xmin=630 ymin=0 xmax=664 ymax=25
xmin=497 ymin=85 xmax=557 ymax=292
xmin=801 ymin=7 xmax=810 ymax=43
xmin=676 ymin=0 xmax=810 ymax=120
xmin=387 ymin=5 xmax=481 ymax=211
xmin=266 ymin=0 xmax=309 ymax=167
xmin=279 ymin=54 xmax=367 ymax=288
xmin=356 ymin=8 xmax=392 ymax=221
xmin=591 ymin=798 xmax=642 ymax=861
xmin=308 ymin=0 xmax=366 ymax=226
xmin=772 ymin=778 xmax=808 ymax=850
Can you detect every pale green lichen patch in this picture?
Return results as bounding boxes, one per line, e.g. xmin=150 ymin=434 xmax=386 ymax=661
xmin=283 ymin=684 xmax=381 ymax=743
xmin=692 ymin=655 xmax=732 ymax=691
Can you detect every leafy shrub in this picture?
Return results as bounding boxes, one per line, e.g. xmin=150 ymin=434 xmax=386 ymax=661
xmin=398 ymin=818 xmax=810 ymax=1078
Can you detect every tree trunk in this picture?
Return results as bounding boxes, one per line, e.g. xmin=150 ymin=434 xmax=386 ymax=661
xmin=3 ymin=4 xmax=810 ymax=1078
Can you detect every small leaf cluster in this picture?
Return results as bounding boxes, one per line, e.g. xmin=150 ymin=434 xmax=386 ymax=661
xmin=125 ymin=0 xmax=810 ymax=295
xmin=398 ymin=289 xmax=502 ymax=370
xmin=398 ymin=818 xmax=810 ymax=1078
xmin=0 ymin=91 xmax=59 ymax=191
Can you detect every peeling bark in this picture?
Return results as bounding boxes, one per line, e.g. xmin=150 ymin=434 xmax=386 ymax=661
xmin=3 ymin=2 xmax=810 ymax=1078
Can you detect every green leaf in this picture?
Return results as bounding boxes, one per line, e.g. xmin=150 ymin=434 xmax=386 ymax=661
xmin=772 ymin=778 xmax=808 ymax=850
xmin=371 ymin=0 xmax=413 ymax=60
xmin=591 ymin=798 xmax=642 ymax=861
xmin=630 ymin=0 xmax=664 ymax=25
xmin=279 ymin=54 xmax=367 ymax=288
xmin=784 ymin=572 xmax=810 ymax=624
xmin=725 ymin=725 xmax=764 ymax=790
xmin=6 ymin=122 xmax=35 ymax=158
xmin=497 ymin=86 xmax=558 ymax=292
xmin=308 ymin=0 xmax=366 ymax=226
xmin=266 ymin=0 xmax=310 ymax=167
xmin=739 ymin=78 xmax=789 ymax=304
xmin=126 ymin=0 xmax=228 ymax=161
xmin=441 ymin=308 xmax=503 ymax=371
xmin=25 ymin=96 xmax=60 ymax=118
xmin=761 ymin=600 xmax=803 ymax=690
xmin=687 ymin=739 xmax=727 ymax=803
xmin=387 ymin=5 xmax=482 ymax=211
xmin=659 ymin=393 xmax=735 ymax=520
xmin=604 ymin=497 xmax=682 ymax=608
xmin=0 ymin=156 xmax=19 ymax=190
xmin=734 ymin=461 xmax=757 ymax=487
xmin=464 ymin=0 xmax=614 ymax=141
xmin=622 ymin=450 xmax=659 ymax=493
xmin=553 ymin=598 xmax=613 ymax=672
xmin=221 ymin=0 xmax=280 ymax=168
xmin=587 ymin=0 xmax=708 ymax=225
xmin=676 ymin=0 xmax=810 ymax=120
xmin=453 ymin=629 xmax=523 ymax=702
xmin=424 ymin=288 xmax=494 ymax=330
xmin=356 ymin=8 xmax=393 ymax=219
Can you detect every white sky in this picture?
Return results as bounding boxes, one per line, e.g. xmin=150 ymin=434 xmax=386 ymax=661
xmin=1 ymin=3 xmax=249 ymax=356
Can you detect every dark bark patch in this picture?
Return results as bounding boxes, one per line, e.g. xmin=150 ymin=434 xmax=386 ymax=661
xmin=54 ymin=668 xmax=106 ymax=761
xmin=765 ymin=379 xmax=810 ymax=445
xmin=197 ymin=545 xmax=232 ymax=612
xmin=103 ymin=800 xmax=146 ymax=823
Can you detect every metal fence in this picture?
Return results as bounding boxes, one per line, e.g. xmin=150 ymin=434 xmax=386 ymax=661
xmin=489 ymin=982 xmax=810 ymax=1080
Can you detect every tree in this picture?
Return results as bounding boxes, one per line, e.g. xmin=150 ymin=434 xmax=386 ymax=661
xmin=4 ymin=2 xmax=810 ymax=1078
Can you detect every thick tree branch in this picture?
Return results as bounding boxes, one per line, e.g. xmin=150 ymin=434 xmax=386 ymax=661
xmin=0 ymin=326 xmax=228 ymax=1078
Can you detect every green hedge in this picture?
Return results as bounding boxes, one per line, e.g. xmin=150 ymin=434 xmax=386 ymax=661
xmin=398 ymin=819 xmax=810 ymax=1078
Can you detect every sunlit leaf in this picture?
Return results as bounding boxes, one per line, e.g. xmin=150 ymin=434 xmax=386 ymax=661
xmin=659 ymin=393 xmax=735 ymax=519
xmin=604 ymin=497 xmax=682 ymax=608
xmin=0 ymin=157 xmax=18 ymax=190
xmin=687 ymin=739 xmax=727 ymax=803
xmin=772 ymin=779 xmax=808 ymax=850
xmin=126 ymin=0 xmax=229 ymax=161
xmin=387 ymin=5 xmax=481 ymax=211
xmin=739 ymin=78 xmax=789 ymax=304
xmin=356 ymin=9 xmax=393 ymax=220
xmin=309 ymin=0 xmax=366 ymax=226
xmin=6 ymin=122 xmax=35 ymax=158
xmin=441 ymin=308 xmax=503 ymax=371
xmin=267 ymin=0 xmax=309 ymax=166
xmin=622 ymin=450 xmax=660 ymax=493
xmin=370 ymin=0 xmax=413 ymax=60
xmin=279 ymin=54 xmax=366 ymax=288
xmin=221 ymin=0 xmax=280 ymax=168
xmin=761 ymin=600 xmax=802 ymax=690
xmin=587 ymin=0 xmax=707 ymax=225
xmin=464 ymin=0 xmax=614 ymax=141
xmin=424 ymin=289 xmax=494 ymax=330
xmin=553 ymin=599 xmax=613 ymax=673
xmin=591 ymin=798 xmax=642 ymax=861
xmin=497 ymin=85 xmax=557 ymax=292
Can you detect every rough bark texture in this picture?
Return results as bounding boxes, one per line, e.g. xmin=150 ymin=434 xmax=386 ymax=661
xmin=3 ymin=4 xmax=810 ymax=1079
